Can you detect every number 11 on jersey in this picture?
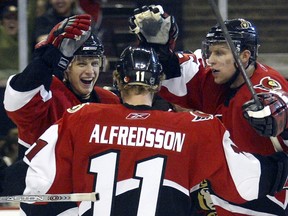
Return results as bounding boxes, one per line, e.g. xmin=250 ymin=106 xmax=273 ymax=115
xmin=87 ymin=151 xmax=166 ymax=216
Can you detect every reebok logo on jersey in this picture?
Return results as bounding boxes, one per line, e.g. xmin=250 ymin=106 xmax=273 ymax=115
xmin=126 ymin=113 xmax=150 ymax=120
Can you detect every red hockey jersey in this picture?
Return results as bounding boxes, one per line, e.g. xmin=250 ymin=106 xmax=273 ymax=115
xmin=22 ymin=103 xmax=283 ymax=216
xmin=160 ymin=52 xmax=288 ymax=153
xmin=159 ymin=51 xmax=288 ymax=215
xmin=4 ymin=76 xmax=120 ymax=148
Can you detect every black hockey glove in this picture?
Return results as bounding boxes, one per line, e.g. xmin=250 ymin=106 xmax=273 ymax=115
xmin=242 ymin=91 xmax=288 ymax=137
xmin=255 ymin=152 xmax=288 ymax=196
xmin=34 ymin=14 xmax=92 ymax=78
xmin=129 ymin=5 xmax=180 ymax=79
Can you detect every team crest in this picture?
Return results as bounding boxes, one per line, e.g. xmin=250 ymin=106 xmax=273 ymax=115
xmin=239 ymin=19 xmax=252 ymax=29
xmin=190 ymin=110 xmax=213 ymax=122
xmin=126 ymin=113 xmax=150 ymax=120
xmin=254 ymin=76 xmax=282 ymax=91
xmin=67 ymin=103 xmax=88 ymax=113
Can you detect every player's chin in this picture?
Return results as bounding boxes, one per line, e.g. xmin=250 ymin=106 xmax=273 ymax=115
xmin=78 ymin=85 xmax=93 ymax=95
xmin=212 ymin=75 xmax=222 ymax=84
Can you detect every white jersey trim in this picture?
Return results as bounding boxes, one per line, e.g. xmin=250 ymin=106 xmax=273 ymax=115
xmin=161 ymin=53 xmax=200 ymax=97
xmin=23 ymin=124 xmax=58 ymax=196
xmin=18 ymin=138 xmax=32 ymax=149
xmin=164 ymin=179 xmax=189 ymax=196
xmin=267 ymin=192 xmax=288 ymax=209
xmin=4 ymin=75 xmax=52 ymax=112
xmin=211 ymin=194 xmax=277 ymax=216
xmin=115 ymin=178 xmax=189 ymax=196
xmin=222 ymin=130 xmax=260 ymax=200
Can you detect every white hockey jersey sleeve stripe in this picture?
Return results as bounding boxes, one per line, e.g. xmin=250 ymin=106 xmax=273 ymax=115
xmin=18 ymin=138 xmax=32 ymax=148
xmin=161 ymin=53 xmax=200 ymax=97
xmin=210 ymin=194 xmax=276 ymax=216
xmin=4 ymin=75 xmax=52 ymax=111
xmin=222 ymin=130 xmax=261 ymax=200
xmin=23 ymin=124 xmax=58 ymax=196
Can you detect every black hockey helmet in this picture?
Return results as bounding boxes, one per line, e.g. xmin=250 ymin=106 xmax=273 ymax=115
xmin=202 ymin=18 xmax=259 ymax=65
xmin=74 ymin=32 xmax=104 ymax=57
xmin=116 ymin=46 xmax=163 ymax=87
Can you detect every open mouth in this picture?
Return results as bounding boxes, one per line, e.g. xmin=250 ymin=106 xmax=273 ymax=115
xmin=212 ymin=69 xmax=220 ymax=73
xmin=80 ymin=78 xmax=93 ymax=85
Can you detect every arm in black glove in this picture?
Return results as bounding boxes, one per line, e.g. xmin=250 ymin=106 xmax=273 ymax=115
xmin=10 ymin=14 xmax=92 ymax=91
xmin=129 ymin=5 xmax=180 ymax=79
xmin=35 ymin=14 xmax=92 ymax=77
xmin=242 ymin=91 xmax=288 ymax=138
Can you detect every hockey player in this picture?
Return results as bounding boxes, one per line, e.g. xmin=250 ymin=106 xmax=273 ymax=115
xmin=3 ymin=14 xmax=119 ymax=215
xmin=129 ymin=5 xmax=288 ymax=215
xmin=4 ymin=14 xmax=119 ymax=158
xmin=2 ymin=45 xmax=288 ymax=216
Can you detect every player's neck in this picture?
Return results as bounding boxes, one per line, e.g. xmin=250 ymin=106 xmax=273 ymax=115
xmin=230 ymin=64 xmax=255 ymax=88
xmin=122 ymin=93 xmax=153 ymax=107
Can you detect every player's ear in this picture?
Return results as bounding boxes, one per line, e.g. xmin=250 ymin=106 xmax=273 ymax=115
xmin=63 ymin=70 xmax=69 ymax=82
xmin=240 ymin=49 xmax=251 ymax=64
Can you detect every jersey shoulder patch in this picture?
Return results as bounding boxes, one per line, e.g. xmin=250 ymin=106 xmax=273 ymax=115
xmin=67 ymin=103 xmax=89 ymax=113
xmin=254 ymin=76 xmax=282 ymax=91
xmin=189 ymin=110 xmax=214 ymax=122
xmin=176 ymin=51 xmax=198 ymax=65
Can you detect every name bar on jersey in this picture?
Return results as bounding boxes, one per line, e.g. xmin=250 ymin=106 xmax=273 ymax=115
xmin=89 ymin=124 xmax=185 ymax=152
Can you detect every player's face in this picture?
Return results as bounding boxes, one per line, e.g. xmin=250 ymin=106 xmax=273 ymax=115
xmin=207 ymin=43 xmax=237 ymax=85
xmin=66 ymin=56 xmax=101 ymax=99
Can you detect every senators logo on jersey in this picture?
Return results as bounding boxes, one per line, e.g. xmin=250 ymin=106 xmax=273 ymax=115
xmin=189 ymin=110 xmax=213 ymax=122
xmin=254 ymin=76 xmax=282 ymax=91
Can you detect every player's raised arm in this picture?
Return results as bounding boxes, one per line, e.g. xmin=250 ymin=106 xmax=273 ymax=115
xmin=129 ymin=5 xmax=180 ymax=79
xmin=8 ymin=14 xmax=92 ymax=91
